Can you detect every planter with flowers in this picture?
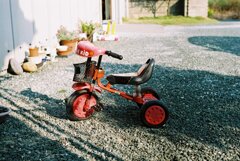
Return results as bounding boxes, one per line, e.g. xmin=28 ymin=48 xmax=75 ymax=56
xmin=56 ymin=26 xmax=78 ymax=56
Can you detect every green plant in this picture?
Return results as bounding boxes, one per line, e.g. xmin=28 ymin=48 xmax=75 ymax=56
xmin=208 ymin=9 xmax=214 ymax=18
xmin=78 ymin=21 xmax=101 ymax=41
xmin=56 ymin=26 xmax=78 ymax=41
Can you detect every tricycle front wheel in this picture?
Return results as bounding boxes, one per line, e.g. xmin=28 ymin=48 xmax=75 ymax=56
xmin=66 ymin=90 xmax=98 ymax=121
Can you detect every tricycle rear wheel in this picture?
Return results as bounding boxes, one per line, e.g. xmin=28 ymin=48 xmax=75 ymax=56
xmin=140 ymin=100 xmax=168 ymax=128
xmin=137 ymin=87 xmax=160 ymax=107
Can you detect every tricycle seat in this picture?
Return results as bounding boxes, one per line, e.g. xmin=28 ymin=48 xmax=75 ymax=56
xmin=106 ymin=59 xmax=155 ymax=85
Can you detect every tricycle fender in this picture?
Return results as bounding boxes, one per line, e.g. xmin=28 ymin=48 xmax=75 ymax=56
xmin=72 ymin=82 xmax=102 ymax=93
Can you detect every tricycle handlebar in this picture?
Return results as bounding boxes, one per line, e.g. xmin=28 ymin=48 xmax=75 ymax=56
xmin=105 ymin=51 xmax=123 ymax=60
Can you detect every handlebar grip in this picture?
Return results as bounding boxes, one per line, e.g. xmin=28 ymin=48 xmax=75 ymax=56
xmin=105 ymin=51 xmax=123 ymax=60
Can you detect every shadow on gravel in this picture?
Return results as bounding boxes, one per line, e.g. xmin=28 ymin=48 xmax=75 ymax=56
xmin=20 ymin=88 xmax=67 ymax=119
xmin=0 ymin=117 xmax=82 ymax=160
xmin=0 ymin=75 xmax=12 ymax=83
xmin=99 ymin=63 xmax=240 ymax=150
xmin=188 ymin=36 xmax=240 ymax=56
xmin=0 ymin=88 xmax=123 ymax=161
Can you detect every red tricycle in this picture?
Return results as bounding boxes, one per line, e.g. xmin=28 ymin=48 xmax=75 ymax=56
xmin=66 ymin=41 xmax=169 ymax=127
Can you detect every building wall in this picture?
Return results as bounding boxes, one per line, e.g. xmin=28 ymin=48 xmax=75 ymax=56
xmin=111 ymin=0 xmax=127 ymax=24
xmin=128 ymin=0 xmax=208 ymax=18
xmin=128 ymin=0 xmax=181 ymax=18
xmin=0 ymin=0 xmax=102 ymax=71
xmin=186 ymin=0 xmax=208 ymax=17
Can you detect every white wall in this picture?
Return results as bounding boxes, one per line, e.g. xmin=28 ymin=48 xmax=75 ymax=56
xmin=111 ymin=0 xmax=127 ymax=24
xmin=0 ymin=0 xmax=15 ymax=71
xmin=0 ymin=0 xmax=102 ymax=71
xmin=11 ymin=0 xmax=35 ymax=65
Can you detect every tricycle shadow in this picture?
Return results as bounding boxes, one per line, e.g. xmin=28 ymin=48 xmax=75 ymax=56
xmin=97 ymin=102 xmax=141 ymax=128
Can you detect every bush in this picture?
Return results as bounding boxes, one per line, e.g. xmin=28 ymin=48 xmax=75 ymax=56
xmin=209 ymin=0 xmax=240 ymax=19
xmin=208 ymin=9 xmax=214 ymax=18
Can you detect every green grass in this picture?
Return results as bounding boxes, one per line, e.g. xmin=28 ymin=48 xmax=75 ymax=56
xmin=123 ymin=16 xmax=218 ymax=25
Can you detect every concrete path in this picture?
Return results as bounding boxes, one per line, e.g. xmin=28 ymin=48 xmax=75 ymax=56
xmin=116 ymin=21 xmax=240 ymax=33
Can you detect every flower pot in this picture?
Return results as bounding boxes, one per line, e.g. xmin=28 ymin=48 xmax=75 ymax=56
xmin=29 ymin=47 xmax=39 ymax=57
xmin=58 ymin=39 xmax=77 ymax=56
xmin=0 ymin=106 xmax=11 ymax=124
xmin=28 ymin=55 xmax=43 ymax=64
xmin=56 ymin=45 xmax=68 ymax=52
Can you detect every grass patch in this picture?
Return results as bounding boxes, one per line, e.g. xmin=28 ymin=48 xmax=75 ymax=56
xmin=58 ymin=89 xmax=67 ymax=93
xmin=123 ymin=16 xmax=218 ymax=25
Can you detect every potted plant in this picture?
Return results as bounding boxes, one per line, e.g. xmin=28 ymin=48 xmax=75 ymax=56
xmin=29 ymin=43 xmax=39 ymax=57
xmin=56 ymin=26 xmax=78 ymax=56
xmin=78 ymin=21 xmax=101 ymax=42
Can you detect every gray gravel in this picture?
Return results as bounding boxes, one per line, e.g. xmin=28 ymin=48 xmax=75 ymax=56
xmin=0 ymin=22 xmax=240 ymax=161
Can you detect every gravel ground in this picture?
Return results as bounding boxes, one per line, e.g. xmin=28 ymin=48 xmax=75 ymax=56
xmin=0 ymin=22 xmax=240 ymax=161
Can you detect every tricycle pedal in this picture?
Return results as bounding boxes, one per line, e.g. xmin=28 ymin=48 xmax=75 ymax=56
xmin=93 ymin=103 xmax=103 ymax=112
xmin=64 ymin=98 xmax=68 ymax=103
